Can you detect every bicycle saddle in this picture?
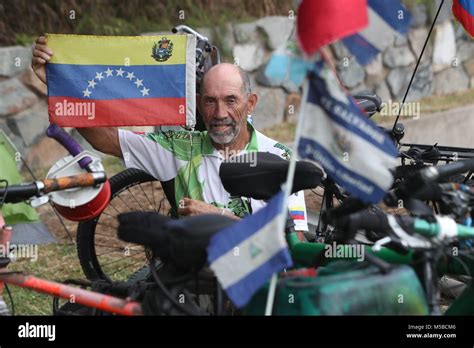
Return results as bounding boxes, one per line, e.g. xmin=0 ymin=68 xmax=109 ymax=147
xmin=219 ymin=152 xmax=323 ymax=200
xmin=353 ymin=93 xmax=382 ymax=117
xmin=117 ymin=212 xmax=236 ymax=272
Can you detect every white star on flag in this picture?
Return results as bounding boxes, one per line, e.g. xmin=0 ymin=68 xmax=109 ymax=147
xmin=82 ymin=88 xmax=92 ymax=98
xmin=134 ymin=79 xmax=143 ymax=87
xmin=105 ymin=68 xmax=114 ymax=77
xmin=95 ymin=72 xmax=104 ymax=81
xmin=140 ymin=87 xmax=150 ymax=96
xmin=116 ymin=68 xmax=125 ymax=77
xmin=126 ymin=72 xmax=135 ymax=80
xmin=88 ymin=80 xmax=97 ymax=88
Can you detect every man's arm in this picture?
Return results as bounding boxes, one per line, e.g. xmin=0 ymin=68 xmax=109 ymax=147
xmin=77 ymin=128 xmax=122 ymax=158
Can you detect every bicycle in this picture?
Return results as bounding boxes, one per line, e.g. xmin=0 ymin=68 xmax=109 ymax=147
xmin=115 ymin=152 xmax=474 ymax=315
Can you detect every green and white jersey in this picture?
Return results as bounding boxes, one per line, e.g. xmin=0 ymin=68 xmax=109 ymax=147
xmin=118 ymin=122 xmax=308 ymax=231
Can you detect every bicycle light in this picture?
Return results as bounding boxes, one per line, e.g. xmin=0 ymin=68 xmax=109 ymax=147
xmin=45 ymin=152 xmax=110 ymax=221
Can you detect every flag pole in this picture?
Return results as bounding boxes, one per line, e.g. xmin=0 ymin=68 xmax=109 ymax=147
xmin=264 ymin=78 xmax=310 ymax=316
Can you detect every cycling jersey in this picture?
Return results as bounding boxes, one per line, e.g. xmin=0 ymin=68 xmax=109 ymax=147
xmin=118 ymin=122 xmax=308 ymax=231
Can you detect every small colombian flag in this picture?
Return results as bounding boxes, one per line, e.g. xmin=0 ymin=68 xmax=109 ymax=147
xmin=46 ymin=34 xmax=196 ymax=127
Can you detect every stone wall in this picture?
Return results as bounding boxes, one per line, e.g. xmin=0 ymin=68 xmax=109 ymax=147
xmin=0 ymin=46 xmax=66 ymax=171
xmin=332 ymin=2 xmax=474 ymax=102
xmin=1 ymin=2 xmax=473 ymax=171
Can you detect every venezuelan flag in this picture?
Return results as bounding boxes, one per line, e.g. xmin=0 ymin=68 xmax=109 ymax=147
xmin=46 ymin=34 xmax=196 ymax=127
xmin=453 ymin=0 xmax=474 ymax=37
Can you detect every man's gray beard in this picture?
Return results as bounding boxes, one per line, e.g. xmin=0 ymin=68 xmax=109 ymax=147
xmin=208 ymin=123 xmax=241 ymax=145
xmin=209 ymin=129 xmax=237 ymax=144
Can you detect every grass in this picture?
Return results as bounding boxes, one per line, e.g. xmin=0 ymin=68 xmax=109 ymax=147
xmin=373 ymin=88 xmax=474 ymax=124
xmin=5 ymin=0 xmax=294 ymax=46
xmin=5 ymin=243 xmax=82 ymax=315
xmin=262 ymin=122 xmax=296 ymax=144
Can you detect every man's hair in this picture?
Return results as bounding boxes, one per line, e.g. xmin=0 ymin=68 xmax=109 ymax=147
xmin=238 ymin=66 xmax=252 ymax=96
xmin=200 ymin=64 xmax=252 ymax=96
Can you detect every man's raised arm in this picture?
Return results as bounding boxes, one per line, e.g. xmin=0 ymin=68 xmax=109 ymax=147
xmin=76 ymin=128 xmax=122 ymax=158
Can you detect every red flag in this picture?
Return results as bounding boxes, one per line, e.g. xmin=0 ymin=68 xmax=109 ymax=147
xmin=297 ymin=0 xmax=368 ymax=56
xmin=453 ymin=0 xmax=474 ymax=37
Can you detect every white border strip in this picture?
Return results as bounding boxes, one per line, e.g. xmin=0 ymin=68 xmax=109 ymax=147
xmin=185 ymin=34 xmax=196 ymax=127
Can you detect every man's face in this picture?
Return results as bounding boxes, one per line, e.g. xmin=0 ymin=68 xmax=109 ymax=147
xmin=200 ymin=73 xmax=250 ymax=145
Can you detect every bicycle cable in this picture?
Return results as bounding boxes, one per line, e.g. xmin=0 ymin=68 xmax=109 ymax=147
xmin=4 ymin=283 xmax=14 ymax=316
xmin=149 ymin=259 xmax=201 ymax=316
xmin=0 ymin=179 xmax=8 ymax=207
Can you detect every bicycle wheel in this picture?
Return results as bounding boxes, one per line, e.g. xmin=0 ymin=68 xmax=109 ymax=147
xmin=76 ymin=168 xmax=174 ymax=281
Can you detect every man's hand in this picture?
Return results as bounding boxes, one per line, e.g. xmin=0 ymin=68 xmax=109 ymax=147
xmin=178 ymin=197 xmax=222 ymax=216
xmin=177 ymin=197 xmax=240 ymax=220
xmin=32 ymin=36 xmax=53 ymax=85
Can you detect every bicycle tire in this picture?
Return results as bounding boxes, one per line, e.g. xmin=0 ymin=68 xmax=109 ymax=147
xmin=76 ymin=168 xmax=172 ymax=281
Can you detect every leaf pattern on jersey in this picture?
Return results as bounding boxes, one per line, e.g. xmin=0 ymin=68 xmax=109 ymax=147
xmin=147 ymin=130 xmax=203 ymax=161
xmin=175 ymin=154 xmax=204 ymax=203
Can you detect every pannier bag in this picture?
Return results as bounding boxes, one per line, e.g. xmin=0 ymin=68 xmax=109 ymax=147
xmin=244 ymin=261 xmax=429 ymax=315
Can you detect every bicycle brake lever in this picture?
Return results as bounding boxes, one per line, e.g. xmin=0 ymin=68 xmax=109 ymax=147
xmin=30 ymin=195 xmax=49 ymax=208
xmin=373 ymin=236 xmax=392 ymax=252
xmin=373 ymin=235 xmax=411 ymax=255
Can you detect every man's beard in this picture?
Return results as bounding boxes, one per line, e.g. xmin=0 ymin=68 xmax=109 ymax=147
xmin=208 ymin=118 xmax=241 ymax=144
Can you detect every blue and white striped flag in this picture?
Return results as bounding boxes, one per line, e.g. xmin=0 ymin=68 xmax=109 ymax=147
xmin=298 ymin=60 xmax=398 ymax=203
xmin=207 ymin=191 xmax=292 ymax=308
xmin=342 ymin=0 xmax=411 ymax=65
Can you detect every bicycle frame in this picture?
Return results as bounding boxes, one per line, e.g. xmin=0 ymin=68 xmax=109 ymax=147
xmin=0 ymin=215 xmax=143 ymax=316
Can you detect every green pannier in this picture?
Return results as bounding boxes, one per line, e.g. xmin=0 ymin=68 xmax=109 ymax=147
xmin=244 ymin=261 xmax=429 ymax=315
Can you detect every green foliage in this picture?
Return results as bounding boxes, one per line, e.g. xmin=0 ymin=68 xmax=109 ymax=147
xmin=2 ymin=0 xmax=293 ymax=46
xmin=14 ymin=33 xmax=37 ymax=46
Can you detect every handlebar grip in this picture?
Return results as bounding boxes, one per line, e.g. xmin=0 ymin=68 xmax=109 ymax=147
xmin=336 ymin=209 xmax=390 ymax=241
xmin=0 ymin=183 xmax=39 ymax=203
xmin=0 ymin=173 xmax=107 ymax=204
xmin=42 ymin=172 xmax=107 ymax=194
xmin=46 ymin=124 xmax=92 ymax=169
xmin=391 ymin=159 xmax=474 ymax=203
xmin=435 ymin=158 xmax=474 ymax=180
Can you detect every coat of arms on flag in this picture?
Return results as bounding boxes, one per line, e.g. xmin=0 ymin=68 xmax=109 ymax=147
xmin=46 ymin=34 xmax=196 ymax=127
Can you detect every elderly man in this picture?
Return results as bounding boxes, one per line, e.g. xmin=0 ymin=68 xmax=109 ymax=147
xmin=32 ymin=36 xmax=308 ymax=231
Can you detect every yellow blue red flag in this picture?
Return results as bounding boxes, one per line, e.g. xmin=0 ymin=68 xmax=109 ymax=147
xmin=46 ymin=34 xmax=196 ymax=127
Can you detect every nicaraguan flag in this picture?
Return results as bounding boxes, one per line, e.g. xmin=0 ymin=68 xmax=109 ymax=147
xmin=207 ymin=191 xmax=292 ymax=308
xmin=453 ymin=0 xmax=474 ymax=37
xmin=298 ymin=60 xmax=398 ymax=203
xmin=46 ymin=34 xmax=196 ymax=127
xmin=342 ymin=0 xmax=411 ymax=65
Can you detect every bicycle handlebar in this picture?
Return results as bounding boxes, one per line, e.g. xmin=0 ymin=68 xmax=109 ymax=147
xmin=0 ymin=172 xmax=106 ymax=204
xmin=388 ymin=158 xmax=474 ymax=205
xmin=336 ymin=208 xmax=474 ymax=250
xmin=172 ymin=25 xmax=208 ymax=41
xmin=46 ymin=124 xmax=92 ymax=170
